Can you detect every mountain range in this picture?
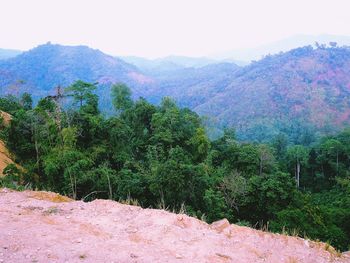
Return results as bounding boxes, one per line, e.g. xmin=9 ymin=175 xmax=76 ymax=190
xmin=1 ymin=41 xmax=350 ymax=140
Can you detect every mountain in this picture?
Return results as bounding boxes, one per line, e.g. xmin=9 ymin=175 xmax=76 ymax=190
xmin=2 ymin=43 xmax=350 ymax=141
xmin=0 ymin=43 xmax=152 ymax=98
xmin=158 ymin=55 xmax=218 ymax=68
xmin=140 ymin=45 xmax=350 ymax=141
xmin=143 ymin=62 xmax=240 ymax=108
xmin=195 ymin=45 xmax=350 ymax=140
xmin=0 ymin=43 xmax=240 ymax=115
xmin=1 ymin=189 xmax=348 ymax=262
xmin=0 ymin=48 xmax=22 ymax=60
xmin=121 ymin=56 xmax=185 ymax=75
xmin=122 ymin=55 xmax=245 ymax=76
xmin=213 ymin=34 xmax=350 ymax=62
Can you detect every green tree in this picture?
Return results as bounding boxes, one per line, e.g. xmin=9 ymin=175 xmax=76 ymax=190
xmin=65 ymin=80 xmax=97 ymax=108
xmin=286 ymin=145 xmax=309 ymax=188
xmin=20 ymin=92 xmax=33 ymax=111
xmin=111 ymin=83 xmax=133 ymax=112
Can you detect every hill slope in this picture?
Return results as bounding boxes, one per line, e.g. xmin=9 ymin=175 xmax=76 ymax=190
xmin=143 ymin=62 xmax=240 ymax=108
xmin=0 ymin=43 xmax=152 ymax=98
xmin=0 ymin=189 xmax=348 ymax=263
xmin=2 ymin=44 xmax=350 ymax=141
xmin=194 ymin=46 xmax=350 ymax=139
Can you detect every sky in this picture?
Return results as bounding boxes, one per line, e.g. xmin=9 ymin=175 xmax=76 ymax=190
xmin=1 ymin=0 xmax=350 ymax=58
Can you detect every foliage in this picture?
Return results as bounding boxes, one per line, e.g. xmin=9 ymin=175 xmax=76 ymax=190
xmin=1 ymin=83 xmax=350 ymax=251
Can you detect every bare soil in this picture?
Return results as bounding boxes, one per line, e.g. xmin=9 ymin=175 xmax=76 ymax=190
xmin=0 ymin=189 xmax=349 ymax=262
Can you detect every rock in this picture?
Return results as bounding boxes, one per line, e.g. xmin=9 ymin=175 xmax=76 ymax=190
xmin=175 ymin=253 xmax=183 ymax=259
xmin=210 ymin=219 xmax=230 ymax=233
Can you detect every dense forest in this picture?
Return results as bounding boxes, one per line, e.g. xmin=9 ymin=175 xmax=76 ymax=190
xmin=0 ymin=81 xmax=349 ymax=251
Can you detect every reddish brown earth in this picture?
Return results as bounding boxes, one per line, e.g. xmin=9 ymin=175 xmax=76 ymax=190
xmin=0 ymin=189 xmax=349 ymax=263
xmin=0 ymin=111 xmax=16 ymax=177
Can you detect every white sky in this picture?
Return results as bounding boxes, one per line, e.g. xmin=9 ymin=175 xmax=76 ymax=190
xmin=1 ymin=0 xmax=350 ymax=58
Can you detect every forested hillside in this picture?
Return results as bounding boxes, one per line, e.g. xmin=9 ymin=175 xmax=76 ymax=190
xmin=1 ymin=43 xmax=350 ymax=142
xmin=0 ymin=83 xmax=349 ymax=251
xmin=143 ymin=62 xmax=240 ymax=108
xmin=194 ymin=45 xmax=350 ymax=141
xmin=0 ymin=43 xmax=152 ymax=99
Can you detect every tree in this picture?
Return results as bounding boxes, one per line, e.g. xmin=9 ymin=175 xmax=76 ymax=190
xmin=65 ymin=80 xmax=97 ymax=108
xmin=320 ymin=138 xmax=342 ymax=177
xmin=272 ymin=133 xmax=288 ymax=161
xmin=242 ymin=172 xmax=296 ymax=223
xmin=189 ymin=128 xmax=210 ymax=163
xmin=286 ymin=145 xmax=309 ymax=188
xmin=219 ymin=170 xmax=247 ymax=212
xmin=111 ymin=83 xmax=133 ymax=112
xmin=20 ymin=92 xmax=33 ymax=111
xmin=257 ymin=144 xmax=275 ymax=176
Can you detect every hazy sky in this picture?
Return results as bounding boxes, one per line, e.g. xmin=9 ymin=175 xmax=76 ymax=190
xmin=1 ymin=0 xmax=350 ymax=58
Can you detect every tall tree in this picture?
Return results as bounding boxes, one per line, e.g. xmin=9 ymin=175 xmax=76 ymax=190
xmin=65 ymin=80 xmax=97 ymax=108
xmin=20 ymin=92 xmax=33 ymax=111
xmin=111 ymin=83 xmax=133 ymax=113
xmin=286 ymin=145 xmax=309 ymax=188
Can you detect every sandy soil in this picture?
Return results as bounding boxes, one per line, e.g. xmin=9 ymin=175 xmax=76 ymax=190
xmin=0 ymin=189 xmax=349 ymax=263
xmin=0 ymin=140 xmax=16 ymax=177
xmin=0 ymin=111 xmax=12 ymax=126
xmin=0 ymin=111 xmax=16 ymax=176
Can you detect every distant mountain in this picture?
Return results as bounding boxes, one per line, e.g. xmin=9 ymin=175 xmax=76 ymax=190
xmin=121 ymin=56 xmax=184 ymax=75
xmin=122 ymin=55 xmax=244 ymax=76
xmin=2 ymin=43 xmax=350 ymax=141
xmin=213 ymin=34 xmax=350 ymax=62
xmin=158 ymin=56 xmax=218 ymax=68
xmin=196 ymin=45 xmax=350 ymax=140
xmin=0 ymin=48 xmax=22 ymax=60
xmin=0 ymin=43 xmax=152 ymax=99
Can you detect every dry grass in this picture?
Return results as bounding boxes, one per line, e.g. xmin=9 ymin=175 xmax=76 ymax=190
xmin=119 ymin=196 xmax=140 ymax=206
xmin=28 ymin=191 xmax=73 ymax=203
xmin=323 ymin=242 xmax=342 ymax=258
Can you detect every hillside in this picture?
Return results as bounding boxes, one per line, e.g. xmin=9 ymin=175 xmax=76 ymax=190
xmin=2 ymin=44 xmax=350 ymax=140
xmin=0 ymin=189 xmax=348 ymax=263
xmin=144 ymin=62 xmax=240 ymax=108
xmin=0 ymin=43 xmax=152 ymax=98
xmin=193 ymin=46 xmax=350 ymax=140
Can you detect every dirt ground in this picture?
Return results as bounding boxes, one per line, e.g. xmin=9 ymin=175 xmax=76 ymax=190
xmin=0 ymin=111 xmax=16 ymax=177
xmin=0 ymin=189 xmax=349 ymax=263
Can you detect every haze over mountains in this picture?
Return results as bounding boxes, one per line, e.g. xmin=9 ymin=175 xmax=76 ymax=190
xmin=0 ymin=48 xmax=22 ymax=60
xmin=212 ymin=34 xmax=350 ymax=62
xmin=1 ymin=36 xmax=350 ymax=140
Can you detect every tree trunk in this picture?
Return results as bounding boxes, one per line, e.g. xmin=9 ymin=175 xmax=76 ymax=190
xmin=296 ymin=161 xmax=300 ymax=189
xmin=106 ymin=173 xmax=112 ymax=200
xmin=336 ymin=151 xmax=339 ymax=177
xmin=31 ymin=119 xmax=40 ymax=173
